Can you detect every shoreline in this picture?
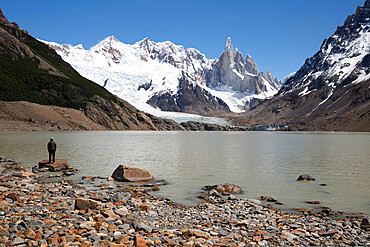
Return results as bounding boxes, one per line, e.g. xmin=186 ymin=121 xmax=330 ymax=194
xmin=0 ymin=160 xmax=369 ymax=246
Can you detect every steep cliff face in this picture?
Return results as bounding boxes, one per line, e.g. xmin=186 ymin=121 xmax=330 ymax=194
xmin=0 ymin=8 xmax=184 ymax=131
xmin=147 ymin=72 xmax=230 ymax=115
xmin=240 ymin=1 xmax=370 ymax=131
xmin=209 ymin=38 xmax=281 ymax=96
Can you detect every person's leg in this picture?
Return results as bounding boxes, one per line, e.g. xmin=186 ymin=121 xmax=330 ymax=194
xmin=52 ymin=151 xmax=55 ymax=163
xmin=48 ymin=152 xmax=52 ymax=163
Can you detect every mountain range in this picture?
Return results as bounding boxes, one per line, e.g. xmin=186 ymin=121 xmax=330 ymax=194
xmin=43 ymin=36 xmax=281 ymax=116
xmin=236 ymin=0 xmax=370 ymax=131
xmin=0 ymin=0 xmax=369 ymax=131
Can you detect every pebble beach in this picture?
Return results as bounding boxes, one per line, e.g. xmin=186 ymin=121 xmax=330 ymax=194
xmin=0 ymin=159 xmax=369 ymax=246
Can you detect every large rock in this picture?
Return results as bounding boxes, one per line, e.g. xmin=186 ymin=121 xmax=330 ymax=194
xmin=111 ymin=165 xmax=154 ymax=182
xmin=297 ymin=174 xmax=316 ymax=181
xmin=38 ymin=159 xmax=72 ymax=172
xmin=75 ymin=198 xmax=102 ymax=210
xmin=203 ymin=183 xmax=244 ymax=194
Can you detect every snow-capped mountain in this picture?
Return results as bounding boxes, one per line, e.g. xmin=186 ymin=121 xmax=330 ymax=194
xmin=281 ymin=0 xmax=370 ymax=96
xmin=43 ymin=37 xmax=280 ymax=116
xmin=241 ymin=0 xmax=370 ymax=131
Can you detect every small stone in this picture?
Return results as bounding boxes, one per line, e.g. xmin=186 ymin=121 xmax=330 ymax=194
xmin=23 ymin=228 xmax=36 ymax=239
xmin=6 ymin=193 xmax=21 ymax=203
xmin=33 ymin=232 xmax=42 ymax=241
xmin=115 ymin=207 xmax=129 ymax=216
xmin=136 ymin=223 xmax=153 ymax=233
xmin=165 ymin=238 xmax=179 ymax=246
xmin=117 ymin=235 xmax=130 ymax=244
xmin=305 ymin=201 xmax=320 ymax=204
xmin=11 ymin=237 xmax=25 ymax=245
xmin=152 ymin=186 xmax=160 ymax=191
xmin=137 ymin=204 xmax=150 ymax=211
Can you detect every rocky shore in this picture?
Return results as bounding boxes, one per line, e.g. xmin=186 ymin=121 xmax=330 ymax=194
xmin=0 ymin=160 xmax=369 ymax=246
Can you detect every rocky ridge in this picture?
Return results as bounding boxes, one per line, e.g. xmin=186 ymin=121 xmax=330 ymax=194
xmin=238 ymin=0 xmax=370 ymax=131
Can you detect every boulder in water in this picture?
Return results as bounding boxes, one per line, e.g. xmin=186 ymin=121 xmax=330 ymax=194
xmin=203 ymin=183 xmax=244 ymax=194
xmin=297 ymin=174 xmax=316 ymax=181
xmin=111 ymin=165 xmax=154 ymax=182
xmin=38 ymin=159 xmax=72 ymax=172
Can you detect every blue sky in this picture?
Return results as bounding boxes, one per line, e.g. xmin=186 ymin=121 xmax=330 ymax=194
xmin=1 ymin=0 xmax=364 ymax=79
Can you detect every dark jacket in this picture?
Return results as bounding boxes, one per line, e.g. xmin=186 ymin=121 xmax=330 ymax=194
xmin=47 ymin=141 xmax=57 ymax=152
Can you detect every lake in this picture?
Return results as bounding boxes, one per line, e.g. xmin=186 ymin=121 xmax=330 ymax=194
xmin=0 ymin=131 xmax=369 ymax=215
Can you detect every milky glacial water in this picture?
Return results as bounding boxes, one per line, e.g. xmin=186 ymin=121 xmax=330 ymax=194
xmin=0 ymin=131 xmax=369 ymax=215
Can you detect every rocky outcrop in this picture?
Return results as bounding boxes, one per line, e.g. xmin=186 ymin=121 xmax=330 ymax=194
xmin=147 ymin=72 xmax=230 ymax=115
xmin=38 ymin=159 xmax=72 ymax=172
xmin=111 ymin=165 xmax=154 ymax=182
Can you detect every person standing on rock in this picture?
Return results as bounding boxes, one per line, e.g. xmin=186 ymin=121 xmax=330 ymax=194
xmin=47 ymin=137 xmax=57 ymax=164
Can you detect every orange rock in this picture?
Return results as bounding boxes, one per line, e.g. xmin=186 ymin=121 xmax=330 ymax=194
xmin=253 ymin=236 xmax=261 ymax=242
xmin=263 ymin=235 xmax=272 ymax=240
xmin=48 ymin=237 xmax=59 ymax=245
xmin=23 ymin=228 xmax=36 ymax=239
xmin=80 ymin=242 xmax=93 ymax=247
xmin=43 ymin=219 xmax=57 ymax=225
xmin=154 ymin=239 xmax=162 ymax=244
xmin=333 ymin=233 xmax=341 ymax=239
xmin=113 ymin=201 xmax=126 ymax=206
xmin=165 ymin=239 xmax=179 ymax=246
xmin=57 ymin=236 xmax=66 ymax=243
xmin=255 ymin=230 xmax=267 ymax=235
xmin=94 ymin=222 xmax=102 ymax=231
xmin=152 ymin=186 xmax=160 ymax=191
xmin=134 ymin=236 xmax=147 ymax=247
xmin=137 ymin=204 xmax=150 ymax=211
xmin=79 ymin=209 xmax=87 ymax=215
xmin=117 ymin=235 xmax=130 ymax=244
xmin=107 ymin=223 xmax=117 ymax=232
xmin=33 ymin=231 xmax=43 ymax=241
xmin=107 ymin=177 xmax=114 ymax=181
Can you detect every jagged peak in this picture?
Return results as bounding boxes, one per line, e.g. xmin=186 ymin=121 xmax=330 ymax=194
xmin=364 ymin=0 xmax=370 ymax=8
xmin=0 ymin=8 xmax=10 ymax=25
xmin=226 ymin=37 xmax=233 ymax=48
xmin=267 ymin=68 xmax=272 ymax=75
xmin=74 ymin=44 xmax=84 ymax=50
xmin=139 ymin=37 xmax=151 ymax=44
xmin=99 ymin=35 xmax=120 ymax=46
